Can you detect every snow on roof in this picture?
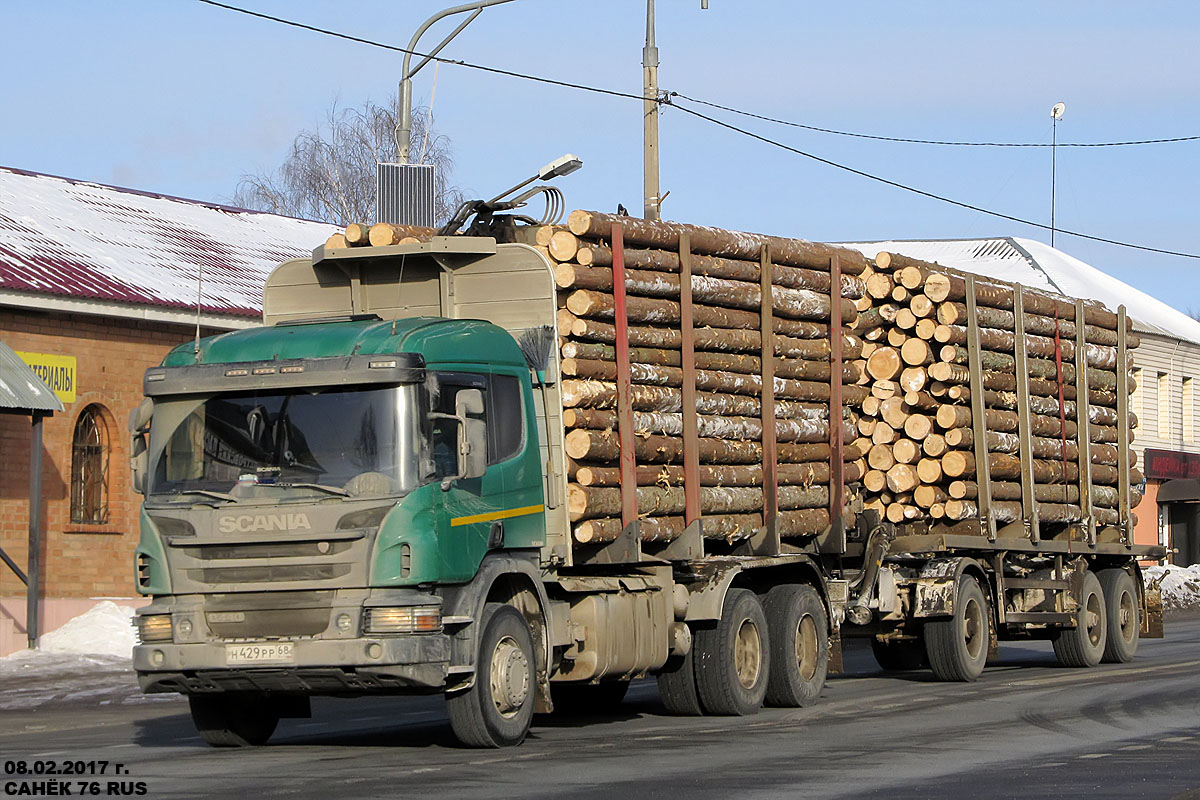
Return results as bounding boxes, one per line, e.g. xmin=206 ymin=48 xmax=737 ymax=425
xmin=0 ymin=166 xmax=339 ymax=318
xmin=840 ymin=237 xmax=1200 ymax=346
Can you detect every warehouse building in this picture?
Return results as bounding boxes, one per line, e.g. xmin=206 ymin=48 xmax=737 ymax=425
xmin=845 ymin=237 xmax=1200 ymax=563
xmin=0 ymin=166 xmax=335 ymax=654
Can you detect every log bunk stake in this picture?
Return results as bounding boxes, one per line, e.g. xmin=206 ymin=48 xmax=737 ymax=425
xmin=1116 ymin=305 xmax=1132 ymax=545
xmin=965 ymin=276 xmax=997 ymax=540
xmin=1075 ymin=298 xmax=1096 ymax=546
xmin=828 ymin=254 xmax=846 ymax=550
xmin=1012 ymin=285 xmax=1040 ymax=543
xmin=741 ymin=244 xmax=782 ymax=556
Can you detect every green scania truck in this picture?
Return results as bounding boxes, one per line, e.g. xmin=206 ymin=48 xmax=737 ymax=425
xmin=130 ymin=213 xmax=1162 ymax=749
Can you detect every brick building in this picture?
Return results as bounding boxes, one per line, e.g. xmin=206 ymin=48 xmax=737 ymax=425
xmin=0 ymin=166 xmax=335 ymax=654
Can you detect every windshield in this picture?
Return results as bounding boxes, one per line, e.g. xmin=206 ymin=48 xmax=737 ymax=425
xmin=148 ymin=384 xmax=428 ymax=499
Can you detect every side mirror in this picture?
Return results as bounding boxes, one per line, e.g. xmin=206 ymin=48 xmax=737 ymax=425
xmin=437 ymin=388 xmax=488 ymax=490
xmin=129 ymin=398 xmax=153 ymax=495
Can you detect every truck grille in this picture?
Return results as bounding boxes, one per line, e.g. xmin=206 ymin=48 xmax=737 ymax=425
xmin=187 ymin=564 xmax=353 ymax=585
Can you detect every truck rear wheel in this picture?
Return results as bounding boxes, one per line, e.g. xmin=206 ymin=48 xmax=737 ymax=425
xmin=763 ymin=584 xmax=828 ymax=707
xmin=1053 ymin=570 xmax=1107 ymax=668
xmin=447 ymin=603 xmax=536 ymax=747
xmin=871 ymin=638 xmax=926 ymax=672
xmin=924 ymin=575 xmax=989 ymax=682
xmin=694 ymin=588 xmax=770 ymax=715
xmin=189 ymin=693 xmax=279 ymax=747
xmin=656 ymin=641 xmax=703 ymax=716
xmin=1099 ymin=569 xmax=1140 ymax=663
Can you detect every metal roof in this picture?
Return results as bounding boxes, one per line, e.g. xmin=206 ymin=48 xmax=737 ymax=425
xmin=840 ymin=237 xmax=1200 ymax=345
xmin=0 ymin=166 xmax=339 ymax=318
xmin=0 ymin=340 xmax=64 ymax=413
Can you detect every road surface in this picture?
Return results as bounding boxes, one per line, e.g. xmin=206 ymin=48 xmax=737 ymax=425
xmin=2 ymin=616 xmax=1198 ymax=799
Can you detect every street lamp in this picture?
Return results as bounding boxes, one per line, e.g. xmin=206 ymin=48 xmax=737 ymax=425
xmin=395 ymin=0 xmax=517 ymax=164
xmin=1050 ymin=101 xmax=1065 ymax=248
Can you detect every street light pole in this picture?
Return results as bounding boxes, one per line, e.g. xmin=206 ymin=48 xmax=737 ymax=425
xmin=643 ymin=0 xmax=660 ymax=220
xmin=396 ymin=0 xmax=517 ymax=165
xmin=1050 ymin=101 xmax=1065 ymax=248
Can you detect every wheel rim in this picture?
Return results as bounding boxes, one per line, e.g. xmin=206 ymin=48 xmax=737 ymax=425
xmin=796 ymin=614 xmax=819 ymax=682
xmin=489 ymin=635 xmax=530 ymax=719
xmin=1117 ymin=588 xmax=1135 ymax=644
xmin=963 ymin=596 xmax=984 ymax=660
xmin=1085 ymin=591 xmax=1103 ymax=647
xmin=734 ymin=618 xmax=762 ymax=689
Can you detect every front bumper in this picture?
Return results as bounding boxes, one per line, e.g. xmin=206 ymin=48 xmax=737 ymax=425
xmin=134 ymin=633 xmax=450 ymax=695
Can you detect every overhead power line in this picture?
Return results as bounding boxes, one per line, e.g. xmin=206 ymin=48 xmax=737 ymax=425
xmin=195 ymin=0 xmax=1200 ymax=260
xmin=669 ymin=92 xmax=1200 ymax=148
xmin=664 ymin=97 xmax=1200 ymax=259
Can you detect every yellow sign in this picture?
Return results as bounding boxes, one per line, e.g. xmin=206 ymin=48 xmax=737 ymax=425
xmin=16 ymin=352 xmax=77 ymax=403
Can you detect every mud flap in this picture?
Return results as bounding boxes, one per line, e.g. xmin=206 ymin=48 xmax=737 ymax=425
xmin=1142 ymin=579 xmax=1165 ymax=639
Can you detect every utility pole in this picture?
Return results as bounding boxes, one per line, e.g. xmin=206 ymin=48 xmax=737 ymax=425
xmin=643 ymin=1 xmax=709 ymax=220
xmin=643 ymin=0 xmax=660 ymax=220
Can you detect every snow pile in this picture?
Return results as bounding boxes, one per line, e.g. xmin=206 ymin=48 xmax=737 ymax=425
xmin=1144 ymin=564 xmax=1200 ymax=610
xmin=0 ymin=602 xmax=143 ymax=710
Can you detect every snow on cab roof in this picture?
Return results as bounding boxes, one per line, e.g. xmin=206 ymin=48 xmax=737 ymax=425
xmin=0 ymin=166 xmax=338 ymax=318
xmin=840 ymin=237 xmax=1200 ymax=346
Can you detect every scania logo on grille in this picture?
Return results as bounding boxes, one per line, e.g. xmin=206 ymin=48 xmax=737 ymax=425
xmin=218 ymin=513 xmax=313 ymax=533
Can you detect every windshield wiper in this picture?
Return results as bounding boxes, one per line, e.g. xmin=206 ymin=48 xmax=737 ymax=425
xmin=167 ymin=489 xmax=237 ymax=504
xmin=261 ymin=482 xmax=351 ymax=498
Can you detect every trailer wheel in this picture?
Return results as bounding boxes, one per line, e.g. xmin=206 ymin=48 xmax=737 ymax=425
xmin=189 ymin=693 xmax=279 ymax=747
xmin=924 ymin=575 xmax=989 ymax=682
xmin=551 ymin=680 xmax=630 ymax=715
xmin=447 ymin=603 xmax=536 ymax=747
xmin=1052 ymin=570 xmax=1107 ymax=668
xmin=694 ymin=588 xmax=770 ymax=715
xmin=871 ymin=638 xmax=926 ymax=672
xmin=763 ymin=584 xmax=828 ymax=707
xmin=656 ymin=638 xmax=703 ymax=716
xmin=1099 ymin=569 xmax=1140 ymax=663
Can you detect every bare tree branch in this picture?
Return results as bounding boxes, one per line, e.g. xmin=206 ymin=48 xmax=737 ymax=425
xmin=234 ymin=96 xmax=463 ymax=226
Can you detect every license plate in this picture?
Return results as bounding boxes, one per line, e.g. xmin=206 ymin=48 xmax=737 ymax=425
xmin=225 ymin=642 xmax=295 ymax=665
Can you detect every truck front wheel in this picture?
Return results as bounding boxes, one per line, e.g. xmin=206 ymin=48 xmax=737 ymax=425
xmin=1053 ymin=570 xmax=1107 ymax=668
xmin=189 ymin=693 xmax=280 ymax=747
xmin=924 ymin=575 xmax=989 ymax=682
xmin=447 ymin=603 xmax=536 ymax=747
xmin=694 ymin=588 xmax=770 ymax=715
xmin=763 ymin=584 xmax=828 ymax=707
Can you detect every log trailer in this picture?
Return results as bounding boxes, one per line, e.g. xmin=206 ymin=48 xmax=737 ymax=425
xmin=130 ymin=202 xmax=1164 ymax=748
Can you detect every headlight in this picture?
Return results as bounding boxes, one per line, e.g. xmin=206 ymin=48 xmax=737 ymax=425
xmin=364 ymin=606 xmax=441 ymax=634
xmin=136 ymin=614 xmax=173 ymax=643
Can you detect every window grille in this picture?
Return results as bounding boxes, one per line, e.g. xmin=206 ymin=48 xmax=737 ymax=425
xmin=71 ymin=405 xmax=109 ymax=524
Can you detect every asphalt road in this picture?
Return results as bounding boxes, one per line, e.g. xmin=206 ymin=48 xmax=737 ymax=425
xmin=3 ymin=616 xmax=1198 ymax=800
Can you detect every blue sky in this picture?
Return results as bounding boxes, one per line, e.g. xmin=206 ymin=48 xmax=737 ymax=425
xmin=3 ymin=1 xmax=1197 ymax=314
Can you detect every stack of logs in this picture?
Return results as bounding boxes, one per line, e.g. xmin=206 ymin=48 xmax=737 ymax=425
xmin=546 ymin=211 xmax=875 ymax=547
xmin=324 ymin=213 xmax=1141 ymax=547
xmin=854 ymin=251 xmax=1142 ymax=529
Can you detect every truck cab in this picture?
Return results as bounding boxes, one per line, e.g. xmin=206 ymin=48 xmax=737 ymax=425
xmin=132 ymin=235 xmax=581 ymax=747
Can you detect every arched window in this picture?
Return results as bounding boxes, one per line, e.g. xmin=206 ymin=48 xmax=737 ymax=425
xmin=71 ymin=404 xmax=109 ymax=524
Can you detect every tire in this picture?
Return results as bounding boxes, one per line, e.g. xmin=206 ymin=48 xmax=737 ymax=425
xmin=1099 ymin=569 xmax=1140 ymax=663
xmin=189 ymin=693 xmax=280 ymax=747
xmin=924 ymin=575 xmax=989 ymax=682
xmin=871 ymin=638 xmax=926 ymax=672
xmin=656 ymin=642 xmax=703 ymax=716
xmin=1053 ymin=570 xmax=1107 ymax=668
xmin=763 ymin=584 xmax=828 ymax=707
xmin=447 ymin=603 xmax=536 ymax=747
xmin=694 ymin=588 xmax=770 ymax=715
xmin=551 ymin=680 xmax=629 ymax=715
